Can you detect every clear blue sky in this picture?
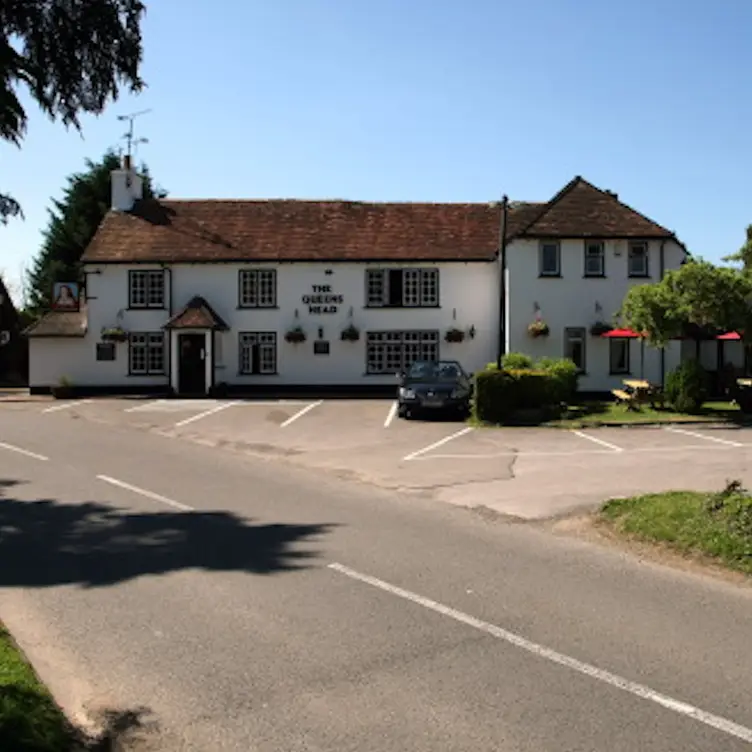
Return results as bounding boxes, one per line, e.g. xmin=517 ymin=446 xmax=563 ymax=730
xmin=2 ymin=0 xmax=751 ymax=303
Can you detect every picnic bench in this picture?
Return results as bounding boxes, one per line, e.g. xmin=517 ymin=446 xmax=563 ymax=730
xmin=611 ymin=379 xmax=665 ymax=410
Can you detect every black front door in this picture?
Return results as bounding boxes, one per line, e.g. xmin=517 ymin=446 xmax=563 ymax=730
xmin=178 ymin=333 xmax=206 ymax=395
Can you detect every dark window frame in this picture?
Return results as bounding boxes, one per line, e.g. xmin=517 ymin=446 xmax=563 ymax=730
xmin=609 ymin=337 xmax=631 ymax=375
xmin=564 ymin=326 xmax=587 ymax=373
xmin=364 ymin=329 xmax=440 ymax=375
xmin=364 ymin=268 xmax=440 ymax=308
xmin=128 ymin=332 xmax=166 ymax=376
xmin=237 ymin=269 xmax=278 ymax=309
xmin=584 ymin=240 xmax=605 ymax=277
xmin=128 ymin=269 xmax=166 ymax=309
xmin=539 ymin=241 xmax=561 ymax=277
xmin=628 ymin=241 xmax=650 ymax=278
xmin=95 ymin=342 xmax=116 ymax=362
xmin=238 ymin=331 xmax=278 ymax=375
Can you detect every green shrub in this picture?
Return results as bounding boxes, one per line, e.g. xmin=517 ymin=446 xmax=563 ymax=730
xmin=665 ymin=359 xmax=708 ymax=414
xmin=501 ymin=352 xmax=534 ymax=370
xmin=473 ymin=367 xmax=553 ymax=423
xmin=536 ymin=357 xmax=580 ymax=404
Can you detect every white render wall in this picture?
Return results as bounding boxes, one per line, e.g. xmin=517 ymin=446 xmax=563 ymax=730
xmin=30 ymin=260 xmax=500 ymax=389
xmin=505 ymin=237 xmax=686 ymax=391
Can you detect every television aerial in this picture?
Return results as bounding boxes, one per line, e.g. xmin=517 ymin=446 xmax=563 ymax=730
xmin=117 ymin=109 xmax=152 ymax=159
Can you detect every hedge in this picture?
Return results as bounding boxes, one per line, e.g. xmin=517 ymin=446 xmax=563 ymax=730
xmin=473 ymin=357 xmax=579 ymax=424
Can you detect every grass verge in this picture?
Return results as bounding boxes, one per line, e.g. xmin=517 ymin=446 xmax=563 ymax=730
xmin=0 ymin=622 xmax=76 ymax=751
xmin=547 ymin=400 xmax=741 ymax=428
xmin=599 ymin=483 xmax=752 ymax=576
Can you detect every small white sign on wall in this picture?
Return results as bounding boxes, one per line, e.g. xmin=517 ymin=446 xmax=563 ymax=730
xmin=0 ymin=331 xmax=10 ymax=347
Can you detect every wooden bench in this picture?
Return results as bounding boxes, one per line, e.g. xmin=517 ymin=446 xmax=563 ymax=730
xmin=612 ymin=388 xmax=638 ymax=410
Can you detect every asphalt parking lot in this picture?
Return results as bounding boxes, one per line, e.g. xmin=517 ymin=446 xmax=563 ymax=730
xmin=5 ymin=394 xmax=752 ymax=519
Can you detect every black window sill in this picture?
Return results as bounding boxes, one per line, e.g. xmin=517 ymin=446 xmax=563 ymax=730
xmin=236 ymin=305 xmax=279 ymax=310
xmin=127 ymin=306 xmax=167 ymax=311
xmin=364 ymin=304 xmax=441 ymax=310
xmin=538 ymin=273 xmax=561 ymax=279
xmin=237 ymin=372 xmax=279 ymax=377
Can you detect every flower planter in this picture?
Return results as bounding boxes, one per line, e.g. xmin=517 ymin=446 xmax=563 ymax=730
xmin=101 ymin=329 xmax=128 ymax=343
xmin=444 ymin=328 xmax=465 ymax=343
xmin=528 ymin=322 xmax=550 ymax=338
xmin=340 ymin=325 xmax=360 ymax=342
xmin=285 ymin=328 xmax=307 ymax=344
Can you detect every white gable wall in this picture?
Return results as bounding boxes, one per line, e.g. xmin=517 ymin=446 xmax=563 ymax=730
xmin=505 ymin=237 xmax=685 ymax=391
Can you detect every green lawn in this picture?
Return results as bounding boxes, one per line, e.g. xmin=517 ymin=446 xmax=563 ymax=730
xmin=548 ymin=400 xmax=741 ymax=428
xmin=599 ymin=485 xmax=752 ymax=575
xmin=0 ymin=623 xmax=76 ymax=751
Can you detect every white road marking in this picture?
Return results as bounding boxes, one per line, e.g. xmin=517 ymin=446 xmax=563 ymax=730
xmin=96 ymin=475 xmax=193 ymax=511
xmin=403 ymin=426 xmax=474 ymax=461
xmin=124 ymin=399 xmax=165 ymax=413
xmin=42 ymin=399 xmax=92 ymax=413
xmin=173 ymin=401 xmax=239 ymax=428
xmin=280 ymin=400 xmax=323 ymax=428
xmin=384 ymin=401 xmax=398 ymax=428
xmin=664 ymin=426 xmax=744 ymax=447
xmin=329 ymin=562 xmax=752 ymax=744
xmin=572 ymin=430 xmax=624 ymax=452
xmin=0 ymin=441 xmax=49 ymax=461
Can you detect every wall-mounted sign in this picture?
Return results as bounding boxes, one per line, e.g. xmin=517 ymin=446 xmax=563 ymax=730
xmin=302 ymin=284 xmax=343 ymax=315
xmin=52 ymin=282 xmax=80 ymax=311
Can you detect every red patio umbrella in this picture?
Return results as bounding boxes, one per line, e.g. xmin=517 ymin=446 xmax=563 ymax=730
xmin=718 ymin=332 xmax=742 ymax=340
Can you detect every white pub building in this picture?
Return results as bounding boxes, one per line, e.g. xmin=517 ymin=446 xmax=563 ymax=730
xmin=27 ymin=158 xmax=687 ymax=396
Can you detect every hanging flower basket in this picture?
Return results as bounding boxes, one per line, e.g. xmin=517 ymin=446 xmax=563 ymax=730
xmin=590 ymin=321 xmax=613 ymax=337
xmin=528 ymin=320 xmax=550 ymax=338
xmin=444 ymin=327 xmax=465 ymax=343
xmin=101 ymin=327 xmax=128 ymax=343
xmin=284 ymin=326 xmax=307 ymax=344
xmin=340 ymin=324 xmax=360 ymax=342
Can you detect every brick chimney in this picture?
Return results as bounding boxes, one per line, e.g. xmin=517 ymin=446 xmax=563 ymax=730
xmin=111 ymin=154 xmax=144 ymax=212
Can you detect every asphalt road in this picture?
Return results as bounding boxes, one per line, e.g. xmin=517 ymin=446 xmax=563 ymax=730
xmin=1 ymin=410 xmax=752 ymax=751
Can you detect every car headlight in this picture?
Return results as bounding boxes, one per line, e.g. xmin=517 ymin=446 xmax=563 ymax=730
xmin=399 ymin=387 xmax=416 ymax=399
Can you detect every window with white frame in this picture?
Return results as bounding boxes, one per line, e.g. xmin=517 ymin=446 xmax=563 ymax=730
xmin=239 ymin=332 xmax=277 ymax=375
xmin=128 ymin=333 xmax=166 ymax=375
xmin=564 ymin=327 xmax=586 ymax=372
xmin=628 ymin=242 xmax=649 ymax=277
xmin=365 ymin=330 xmax=440 ymax=374
xmin=238 ymin=269 xmax=277 ymax=308
xmin=365 ymin=268 xmax=439 ymax=307
xmin=584 ymin=241 xmax=605 ymax=277
xmin=129 ymin=270 xmax=165 ymax=308
xmin=609 ymin=338 xmax=630 ymax=374
xmin=539 ymin=241 xmax=560 ymax=277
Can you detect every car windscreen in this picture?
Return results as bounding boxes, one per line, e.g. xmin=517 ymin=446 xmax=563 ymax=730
xmin=406 ymin=362 xmax=462 ymax=381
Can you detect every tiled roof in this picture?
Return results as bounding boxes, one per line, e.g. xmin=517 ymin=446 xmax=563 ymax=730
xmin=25 ymin=306 xmax=87 ymax=338
xmin=511 ymin=177 xmax=675 ymax=239
xmin=80 ymin=177 xmax=680 ymax=264
xmin=164 ymin=296 xmax=229 ymax=330
xmin=83 ymin=200 xmax=504 ymax=263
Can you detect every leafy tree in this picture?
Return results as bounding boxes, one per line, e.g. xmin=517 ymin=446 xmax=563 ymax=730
xmin=619 ymin=259 xmax=752 ymax=346
xmin=1 ymin=0 xmax=146 ymax=222
xmin=723 ymin=225 xmax=752 ymax=271
xmin=26 ymin=150 xmax=165 ymax=313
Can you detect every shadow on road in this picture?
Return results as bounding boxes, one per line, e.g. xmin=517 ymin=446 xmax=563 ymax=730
xmin=0 ymin=479 xmax=337 ymax=588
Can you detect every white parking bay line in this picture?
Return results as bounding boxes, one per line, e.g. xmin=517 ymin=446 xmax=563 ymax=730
xmin=384 ymin=401 xmax=398 ymax=428
xmin=664 ymin=426 xmax=744 ymax=447
xmin=572 ymin=430 xmax=624 ymax=452
xmin=329 ymin=562 xmax=752 ymax=745
xmin=280 ymin=400 xmax=323 ymax=428
xmin=124 ymin=399 xmax=165 ymax=413
xmin=0 ymin=441 xmax=49 ymax=461
xmin=42 ymin=399 xmax=92 ymax=413
xmin=173 ymin=401 xmax=239 ymax=428
xmin=96 ymin=475 xmax=193 ymax=511
xmin=403 ymin=426 xmax=474 ymax=461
